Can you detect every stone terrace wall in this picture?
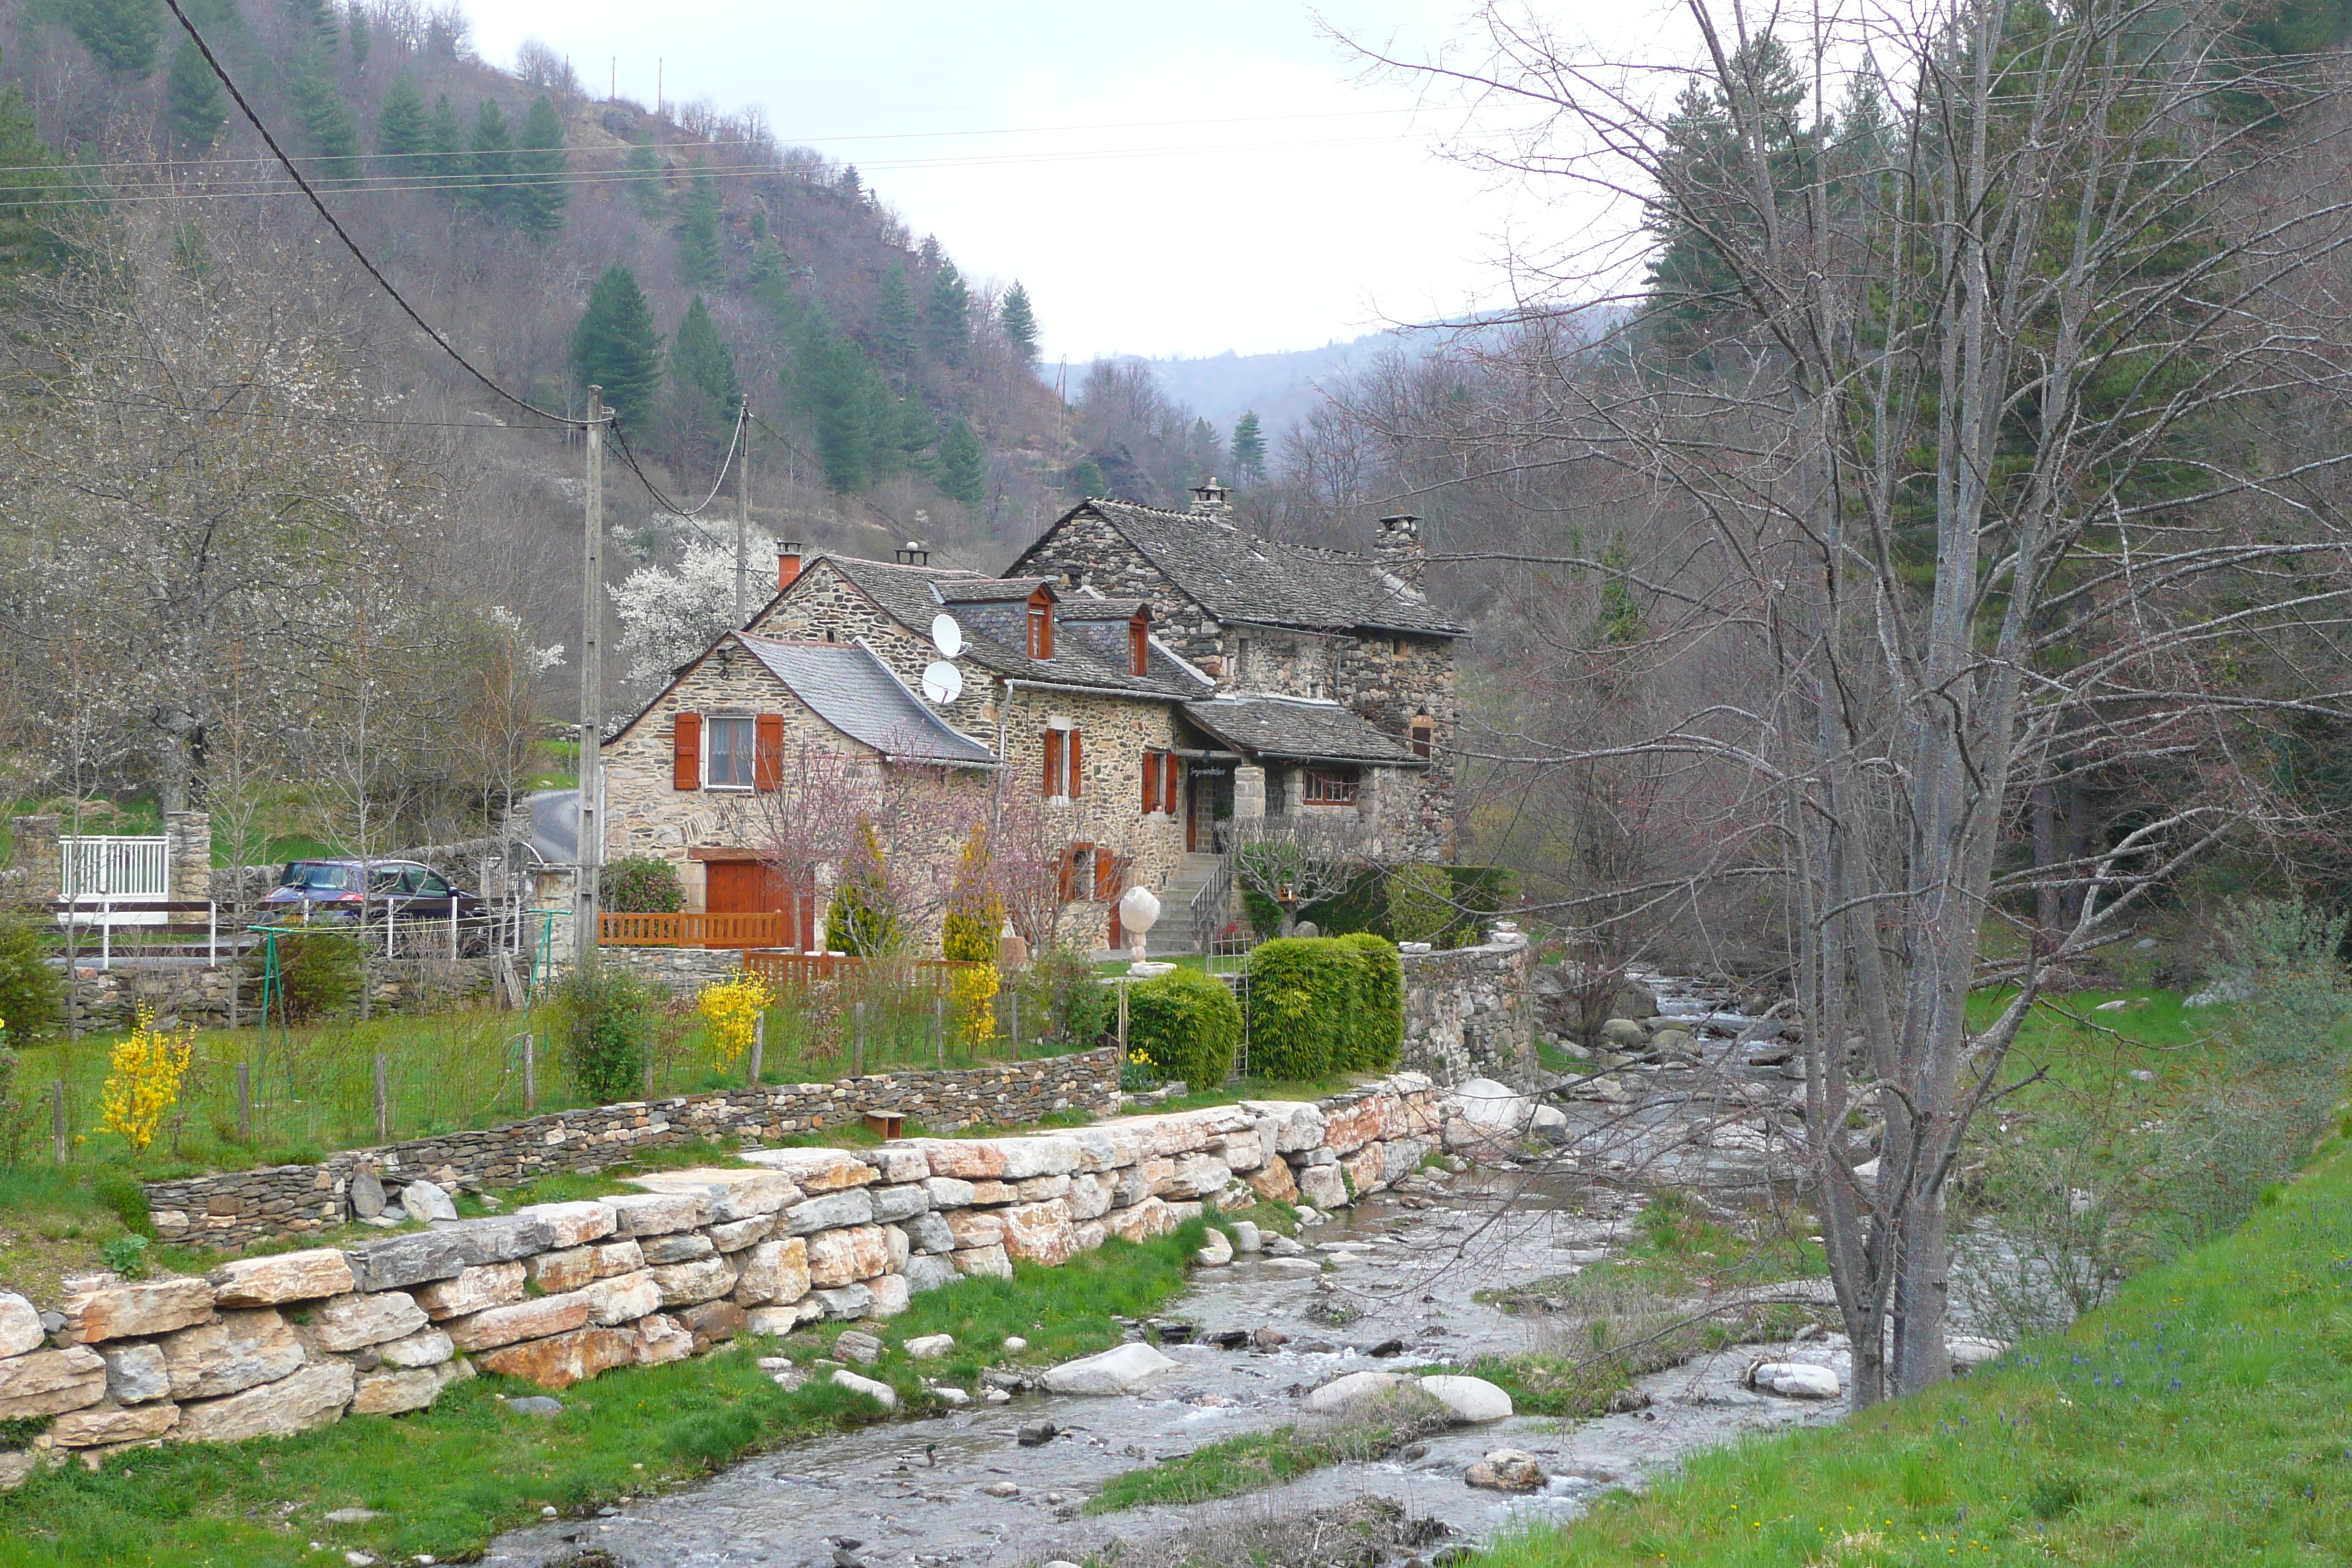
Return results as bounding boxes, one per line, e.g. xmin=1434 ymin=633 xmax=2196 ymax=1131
xmin=64 ymin=956 xmax=502 ymax=1032
xmin=1400 ymin=934 xmax=1537 ymax=1090
xmin=1 ymin=1073 xmax=1446 ymax=1486
xmin=143 ymin=1048 xmax=1123 ymax=1252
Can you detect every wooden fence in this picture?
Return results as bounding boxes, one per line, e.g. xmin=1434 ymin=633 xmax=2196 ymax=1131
xmin=599 ymin=911 xmax=794 ymax=948
xmin=741 ymin=950 xmax=976 ymax=990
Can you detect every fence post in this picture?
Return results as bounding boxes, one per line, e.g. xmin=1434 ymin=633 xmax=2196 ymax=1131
xmin=934 ymin=994 xmax=945 ymax=1068
xmin=449 ymin=900 xmax=458 ymax=962
xmin=208 ymin=902 xmax=217 ymax=968
xmin=1009 ymin=990 xmax=1019 ymax=1051
xmin=750 ymin=1013 xmax=764 ymax=1088
xmin=853 ymin=1000 xmax=865 ymax=1079
xmin=372 ymin=1054 xmax=388 ymax=1142
xmin=522 ymin=1033 xmax=537 ymax=1113
xmin=51 ymin=1081 xmax=66 ymax=1164
xmin=236 ymin=1060 xmax=252 ymax=1142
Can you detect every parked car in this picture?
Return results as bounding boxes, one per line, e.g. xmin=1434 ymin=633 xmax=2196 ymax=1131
xmin=262 ymin=859 xmax=487 ymax=940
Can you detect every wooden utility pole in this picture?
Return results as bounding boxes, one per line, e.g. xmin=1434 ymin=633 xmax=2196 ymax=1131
xmin=575 ymin=388 xmax=606 ymax=966
xmin=733 ymin=396 xmax=751 ymax=623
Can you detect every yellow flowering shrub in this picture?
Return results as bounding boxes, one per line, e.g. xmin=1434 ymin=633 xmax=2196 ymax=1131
xmin=950 ymin=962 xmax=1000 ymax=1049
xmin=696 ymin=972 xmax=774 ymax=1068
xmin=99 ymin=1005 xmax=197 ymax=1153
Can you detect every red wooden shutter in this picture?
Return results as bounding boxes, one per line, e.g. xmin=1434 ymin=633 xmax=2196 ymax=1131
xmin=1141 ymin=749 xmax=1161 ymax=814
xmin=1068 ymin=728 xmax=1083 ymax=798
xmin=1056 ymin=845 xmax=1077 ymax=901
xmin=754 ymin=713 xmax=785 ymax=791
xmin=672 ymin=712 xmax=702 ymax=791
xmin=1094 ymin=848 xmax=1120 ymax=902
xmin=1130 ymin=617 xmax=1147 ymax=676
xmin=1164 ymin=753 xmax=1180 ymax=814
xmin=1043 ymin=729 xmax=1063 ymax=797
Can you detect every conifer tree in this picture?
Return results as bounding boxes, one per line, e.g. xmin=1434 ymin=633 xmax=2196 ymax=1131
xmin=1230 ymin=410 xmax=1266 ymax=481
xmin=937 ymin=418 xmax=986 ymax=506
xmin=625 ymin=142 xmax=666 ymax=219
xmin=375 ymin=75 xmax=424 ymax=164
xmin=423 ymin=93 xmax=464 ymax=192
xmin=570 ymin=265 xmax=663 ymax=427
xmin=463 ymin=99 xmax=514 ymax=223
xmin=344 ymin=4 xmax=369 ymax=69
xmin=0 ymin=86 xmax=67 ymax=276
xmin=289 ymin=59 xmax=361 ymax=185
xmin=872 ymin=261 xmax=918 ymax=374
xmin=925 ymin=260 xmax=969 ymax=366
xmin=676 ymin=157 xmax=723 ymax=286
xmin=64 ymin=0 xmax=166 ymax=78
xmin=165 ymin=39 xmax=226 ymax=149
xmin=999 ymin=281 xmax=1039 ymax=363
xmin=512 ymin=94 xmax=568 ymax=237
xmin=791 ymin=311 xmax=878 ymax=492
xmin=918 ymin=235 xmax=942 ymax=271
xmin=669 ymin=294 xmax=740 ymax=452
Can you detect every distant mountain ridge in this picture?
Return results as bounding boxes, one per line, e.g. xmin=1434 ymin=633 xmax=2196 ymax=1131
xmin=1128 ymin=330 xmax=1417 ymax=442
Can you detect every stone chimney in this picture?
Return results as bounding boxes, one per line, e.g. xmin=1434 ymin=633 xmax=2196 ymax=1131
xmin=776 ymin=540 xmax=804 ymax=592
xmin=894 ymin=540 xmax=931 ymax=566
xmin=1375 ymin=514 xmax=1425 ymax=589
xmin=1188 ymin=477 xmax=1230 ymax=518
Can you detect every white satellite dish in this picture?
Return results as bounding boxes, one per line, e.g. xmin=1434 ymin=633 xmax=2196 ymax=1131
xmin=930 ymin=614 xmax=965 ymax=658
xmin=921 ymin=660 xmax=964 ymax=705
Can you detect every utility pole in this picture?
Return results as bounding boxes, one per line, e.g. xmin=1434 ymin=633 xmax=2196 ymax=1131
xmin=734 ymin=396 xmax=751 ymax=623
xmin=575 ymin=387 xmax=606 ymax=966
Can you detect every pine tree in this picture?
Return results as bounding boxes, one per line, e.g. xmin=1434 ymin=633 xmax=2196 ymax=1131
xmin=0 ymin=87 xmax=68 ymax=276
xmin=423 ymin=93 xmax=465 ymax=192
xmin=1230 ymin=410 xmax=1267 ymax=481
xmin=462 ymin=99 xmax=514 ymax=223
xmin=570 ymin=265 xmax=663 ymax=427
xmin=668 ymin=294 xmax=740 ymax=452
xmin=925 ymin=260 xmax=969 ymax=366
xmin=344 ymin=4 xmax=370 ymax=69
xmin=938 ymin=418 xmax=986 ymax=506
xmin=791 ymin=311 xmax=876 ymax=492
xmin=512 ymin=94 xmax=568 ymax=237
xmin=625 ymin=142 xmax=666 ymax=219
xmin=999 ymin=281 xmax=1039 ymax=363
xmin=289 ymin=60 xmax=361 ymax=186
xmin=918 ymin=235 xmax=942 ymax=271
xmin=1068 ymin=456 xmax=1106 ymax=499
xmin=676 ymin=157 xmax=723 ymax=286
xmin=872 ymin=261 xmax=918 ymax=374
xmin=64 ymin=0 xmax=166 ymax=78
xmin=376 ymin=75 xmax=424 ymax=165
xmin=165 ymin=39 xmax=226 ymax=149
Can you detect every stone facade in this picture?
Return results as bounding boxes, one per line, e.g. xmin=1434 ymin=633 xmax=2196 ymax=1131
xmin=8 ymin=1071 xmax=1460 ymax=1482
xmin=1400 ymin=934 xmax=1538 ymax=1090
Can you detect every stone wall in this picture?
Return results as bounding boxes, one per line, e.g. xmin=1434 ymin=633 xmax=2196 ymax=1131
xmin=62 ymin=957 xmax=501 ymax=1032
xmin=1 ymin=1072 xmax=1446 ymax=1485
xmin=1400 ymin=932 xmax=1537 ymax=1089
xmin=141 ymin=1047 xmax=1126 ymax=1252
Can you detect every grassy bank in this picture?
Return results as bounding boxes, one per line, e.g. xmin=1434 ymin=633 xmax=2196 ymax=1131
xmin=1477 ymin=1128 xmax=2352 ymax=1567
xmin=0 ymin=1218 xmax=1210 ymax=1567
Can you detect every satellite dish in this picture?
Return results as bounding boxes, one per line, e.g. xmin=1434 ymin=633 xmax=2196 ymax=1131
xmin=930 ymin=614 xmax=965 ymax=658
xmin=921 ymin=660 xmax=963 ymax=705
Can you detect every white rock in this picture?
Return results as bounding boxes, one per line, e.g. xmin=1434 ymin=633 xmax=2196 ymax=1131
xmin=1444 ymin=1077 xmax=1534 ymax=1141
xmin=830 ymin=1368 xmax=898 ymax=1409
xmin=1302 ymin=1370 xmax=1403 ymax=1414
xmin=1003 ymin=1335 xmax=1028 ymax=1352
xmin=399 ymin=1182 xmax=457 ymax=1224
xmin=1750 ymin=1362 xmax=1841 ymax=1399
xmin=0 ymin=1293 xmax=47 ymax=1359
xmin=904 ymin=1333 xmax=955 ymax=1360
xmin=1260 ymin=1257 xmax=1321 ymax=1280
xmin=1196 ymin=1229 xmax=1233 ymax=1268
xmin=932 ymin=1386 xmax=969 ymax=1406
xmin=1039 ymin=1342 xmax=1180 ymax=1395
xmin=1232 ymin=1221 xmax=1262 ymax=1254
xmin=1418 ymin=1374 xmax=1512 ymax=1422
xmin=1948 ymin=1336 xmax=2008 ymax=1372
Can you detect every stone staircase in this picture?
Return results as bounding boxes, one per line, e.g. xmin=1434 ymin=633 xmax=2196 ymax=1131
xmin=1146 ymin=852 xmax=1229 ymax=956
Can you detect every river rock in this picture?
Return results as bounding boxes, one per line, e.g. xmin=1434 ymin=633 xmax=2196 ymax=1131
xmin=1466 ymin=1448 xmax=1546 ymax=1490
xmin=1750 ymin=1361 xmax=1841 ymax=1398
xmin=399 ymin=1181 xmax=458 ymax=1224
xmin=309 ymin=1292 xmax=429 ymax=1353
xmin=1303 ymin=1370 xmax=1403 ymax=1414
xmin=1232 ymin=1221 xmax=1262 ymax=1254
xmin=475 ymin=1327 xmax=634 ymax=1390
xmin=636 ymin=1313 xmax=695 ymax=1365
xmin=831 ymin=1368 xmax=897 ymax=1409
xmin=50 ymin=1398 xmax=178 ymax=1447
xmin=1040 ymin=1342 xmax=1180 ymax=1395
xmin=62 ymin=1276 xmax=214 ymax=1344
xmin=174 ymin=1360 xmax=354 ymax=1443
xmin=1295 ymin=1164 xmax=1348 ymax=1210
xmin=1264 ymin=1233 xmax=1307 ymax=1257
xmin=1419 ymin=1375 xmax=1512 ymax=1422
xmin=514 ymin=1200 xmax=616 ymax=1248
xmin=905 ymin=1333 xmax=954 ymax=1359
xmin=0 ymin=1346 xmax=106 ymax=1418
xmin=581 ymin=1270 xmax=663 ymax=1326
xmin=163 ymin=1308 xmax=306 ymax=1398
xmin=733 ymin=1237 xmax=811 ymax=1306
xmin=208 ymin=1250 xmax=355 ymax=1308
xmin=1244 ymin=1157 xmax=1300 ymax=1205
xmin=0 ymin=1292 xmax=42 ymax=1359
xmin=1260 ymin=1257 xmax=1321 ymax=1280
xmin=102 ymin=1342 xmax=170 ymax=1404
xmin=834 ymin=1330 xmax=885 ymax=1365
xmin=1196 ymin=1229 xmax=1233 ymax=1267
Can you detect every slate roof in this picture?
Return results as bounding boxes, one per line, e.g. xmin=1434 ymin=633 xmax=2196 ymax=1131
xmin=822 ymin=554 xmax=1193 ymax=699
xmin=1017 ymin=499 xmax=1469 ymax=638
xmin=934 ymin=577 xmax=1052 ymax=606
xmin=1180 ymin=696 xmax=1424 ymax=765
xmin=1058 ymin=596 xmax=1147 ymax=622
xmin=736 ymin=637 xmax=998 ymax=766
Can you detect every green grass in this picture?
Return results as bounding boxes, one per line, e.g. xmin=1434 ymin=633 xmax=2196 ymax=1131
xmin=1474 ymin=1126 xmax=2352 ymax=1568
xmin=1085 ymin=1414 xmax=1439 ymax=1513
xmin=0 ymin=1219 xmax=1213 ymax=1567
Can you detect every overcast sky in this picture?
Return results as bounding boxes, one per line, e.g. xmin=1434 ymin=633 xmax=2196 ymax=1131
xmin=457 ymin=1 xmax=1640 ymax=364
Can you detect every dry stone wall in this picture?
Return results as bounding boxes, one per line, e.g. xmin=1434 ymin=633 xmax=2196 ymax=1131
xmin=1400 ymin=934 xmax=1537 ymax=1090
xmin=2 ymin=1073 xmax=1444 ymax=1485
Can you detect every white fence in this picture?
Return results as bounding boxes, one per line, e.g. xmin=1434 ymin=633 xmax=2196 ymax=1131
xmin=60 ymin=834 xmax=170 ymax=901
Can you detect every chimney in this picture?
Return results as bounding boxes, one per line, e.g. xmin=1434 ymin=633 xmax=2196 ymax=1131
xmin=776 ymin=540 xmax=804 ymax=592
xmin=894 ymin=540 xmax=931 ymax=567
xmin=1375 ymin=514 xmax=1425 ymax=589
xmin=1188 ymin=477 xmax=1229 ymax=517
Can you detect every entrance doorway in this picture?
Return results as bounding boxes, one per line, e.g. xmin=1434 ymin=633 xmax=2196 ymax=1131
xmin=703 ymin=857 xmax=816 ymax=949
xmin=1189 ymin=768 xmax=1232 ymax=853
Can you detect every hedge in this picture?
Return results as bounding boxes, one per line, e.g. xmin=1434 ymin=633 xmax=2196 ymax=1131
xmin=1126 ymin=967 xmax=1241 ymax=1090
xmin=1243 ymin=935 xmax=1404 ymax=1079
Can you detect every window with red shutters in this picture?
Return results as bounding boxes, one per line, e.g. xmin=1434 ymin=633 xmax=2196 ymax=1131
xmin=672 ymin=712 xmax=701 ymax=791
xmin=1095 ymin=848 xmax=1121 ymax=902
xmin=1067 ymin=728 xmax=1082 ymax=798
xmin=1142 ymin=749 xmax=1161 ymax=814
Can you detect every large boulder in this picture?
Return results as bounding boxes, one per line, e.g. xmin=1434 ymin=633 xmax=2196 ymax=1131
xmin=998 ymin=1200 xmax=1077 ymax=1266
xmin=782 ymin=1189 xmax=877 ymax=1236
xmin=599 ymin=1192 xmax=706 ymax=1237
xmin=475 ymin=1327 xmax=635 ymax=1390
xmin=624 ymin=1168 xmax=803 ymax=1221
xmin=0 ymin=1346 xmax=106 ymax=1418
xmin=1749 ymin=1361 xmax=1841 ymax=1399
xmin=515 ymin=1201 xmax=617 ymax=1248
xmin=445 ymin=1293 xmax=591 ymax=1353
xmin=308 ymin=1292 xmax=429 ymax=1353
xmin=412 ymin=1262 xmax=527 ymax=1321
xmin=174 ymin=1360 xmax=354 ymax=1443
xmin=162 ymin=1308 xmax=306 ymax=1398
xmin=1418 ymin=1375 xmax=1512 ymax=1422
xmin=61 ymin=1275 xmax=214 ymax=1344
xmin=208 ymin=1250 xmax=355 ymax=1308
xmin=1040 ymin=1342 xmax=1180 ymax=1395
xmin=1302 ymin=1370 xmax=1403 ymax=1415
xmin=804 ymin=1226 xmax=892 ymax=1288
xmin=102 ymin=1343 xmax=171 ymax=1405
xmin=649 ymin=1256 xmax=739 ymax=1308
xmin=581 ymin=1270 xmax=663 ymax=1327
xmin=50 ymin=1398 xmax=179 ymax=1447
xmin=738 ymin=1147 xmax=877 ymax=1192
xmin=732 ymin=1237 xmax=811 ymax=1307
xmin=0 ymin=1292 xmax=42 ymax=1357
xmin=1466 ymin=1448 xmax=1546 ymax=1491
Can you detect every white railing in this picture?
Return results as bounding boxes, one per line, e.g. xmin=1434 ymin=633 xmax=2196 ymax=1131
xmin=60 ymin=834 xmax=170 ymax=901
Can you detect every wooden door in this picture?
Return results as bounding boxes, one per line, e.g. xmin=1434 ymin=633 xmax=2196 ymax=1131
xmin=705 ymin=861 xmax=785 ymax=914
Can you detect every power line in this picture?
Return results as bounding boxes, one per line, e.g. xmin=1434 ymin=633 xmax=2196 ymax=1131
xmin=608 ymin=400 xmax=745 ymax=521
xmin=158 ymin=0 xmax=585 ymax=431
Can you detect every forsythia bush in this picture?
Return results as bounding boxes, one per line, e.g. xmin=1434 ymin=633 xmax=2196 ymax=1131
xmin=950 ymin=962 xmax=1001 ymax=1047
xmin=696 ymin=972 xmax=774 ymax=1068
xmin=100 ymin=1006 xmax=197 ymax=1153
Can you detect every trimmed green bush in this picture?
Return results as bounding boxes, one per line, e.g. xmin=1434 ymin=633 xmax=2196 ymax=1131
xmin=560 ymin=964 xmax=657 ymax=1101
xmin=1336 ymin=932 xmax=1403 ymax=1071
xmin=603 ymin=854 xmax=685 ymax=914
xmin=1385 ymin=864 xmax=1453 ymax=947
xmin=0 ymin=911 xmax=64 ymax=1041
xmin=1244 ymin=938 xmax=1358 ymax=1080
xmin=1126 ymin=967 xmax=1241 ymax=1090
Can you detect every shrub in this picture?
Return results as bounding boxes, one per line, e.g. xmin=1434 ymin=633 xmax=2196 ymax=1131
xmin=1441 ymin=865 xmax=1515 ymax=948
xmin=826 ymin=824 xmax=900 ymax=956
xmin=1335 ymin=933 xmax=1404 ymax=1071
xmin=949 ymin=961 xmax=1000 ymax=1047
xmin=275 ymin=930 xmax=361 ymax=1022
xmin=560 ymin=964 xmax=657 ymax=1102
xmin=1386 ymin=864 xmax=1454 ymax=947
xmin=1018 ymin=946 xmax=1112 ymax=1047
xmin=941 ymin=910 xmax=998 ymax=965
xmin=99 ymin=1005 xmax=197 ymax=1154
xmin=604 ymin=854 xmax=685 ymax=914
xmin=695 ymin=972 xmax=772 ymax=1068
xmin=1127 ymin=967 xmax=1241 ymax=1090
xmin=0 ymin=913 xmax=61 ymax=1041
xmin=1243 ymin=938 xmax=1358 ymax=1080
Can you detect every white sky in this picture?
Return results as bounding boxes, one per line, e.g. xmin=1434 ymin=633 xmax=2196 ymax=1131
xmin=456 ymin=1 xmax=1646 ymax=363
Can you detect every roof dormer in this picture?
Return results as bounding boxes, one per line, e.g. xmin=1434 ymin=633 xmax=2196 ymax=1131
xmin=1028 ymin=584 xmax=1054 ymax=660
